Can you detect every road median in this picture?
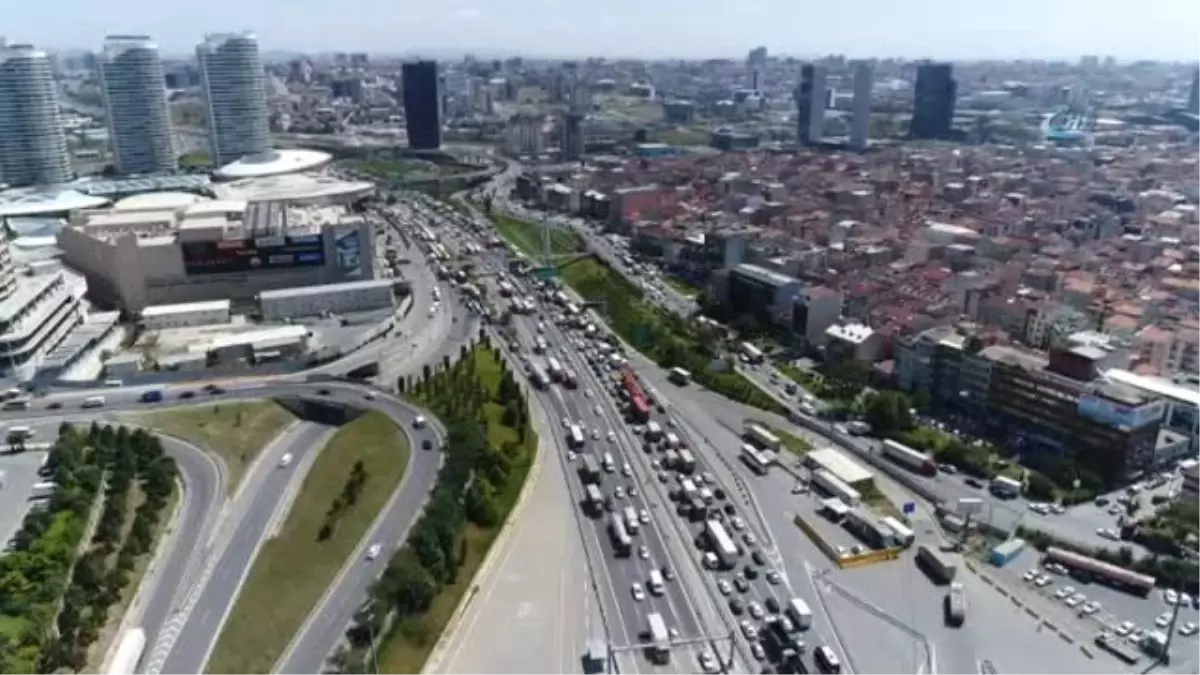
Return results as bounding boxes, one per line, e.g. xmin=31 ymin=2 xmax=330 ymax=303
xmin=205 ymin=411 xmax=411 ymax=674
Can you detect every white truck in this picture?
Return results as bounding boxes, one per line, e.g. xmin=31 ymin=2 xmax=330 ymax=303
xmin=786 ymin=597 xmax=813 ymax=631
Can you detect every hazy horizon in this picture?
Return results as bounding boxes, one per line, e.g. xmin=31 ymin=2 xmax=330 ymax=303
xmin=5 ymin=0 xmax=1198 ymax=62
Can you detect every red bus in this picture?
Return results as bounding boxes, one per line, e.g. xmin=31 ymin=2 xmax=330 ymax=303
xmin=630 ymin=394 xmax=651 ymax=422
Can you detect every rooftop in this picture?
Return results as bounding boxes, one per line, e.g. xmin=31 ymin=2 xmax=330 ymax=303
xmin=141 ymin=299 xmax=231 ymax=319
xmin=0 ymin=186 xmax=110 ymax=218
xmin=733 ymin=263 xmax=799 ymax=289
xmin=113 ymin=191 xmax=209 ymax=211
xmin=807 ymin=447 xmax=874 ymax=486
xmin=210 ymin=172 xmax=374 ymax=204
xmin=76 ymin=174 xmax=213 ymax=197
xmin=1104 ymin=369 xmax=1200 ymax=409
xmin=258 ymin=278 xmax=393 ymax=300
xmin=213 ymin=148 xmax=332 ymax=180
xmin=826 ymin=323 xmax=875 ymax=344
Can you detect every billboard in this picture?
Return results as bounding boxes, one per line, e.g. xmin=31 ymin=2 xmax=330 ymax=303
xmin=1077 ymin=394 xmax=1165 ymax=430
xmin=181 ymin=235 xmax=326 ymax=275
xmin=335 ymin=227 xmax=363 ymax=279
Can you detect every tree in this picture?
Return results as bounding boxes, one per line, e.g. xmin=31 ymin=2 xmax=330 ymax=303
xmin=864 ymin=391 xmax=913 ymax=437
xmin=388 ymin=553 xmax=438 ymax=614
xmin=1024 ymin=471 xmax=1057 ymax=502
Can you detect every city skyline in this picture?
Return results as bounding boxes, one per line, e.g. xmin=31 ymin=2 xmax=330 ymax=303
xmin=5 ymin=0 xmax=1198 ymax=61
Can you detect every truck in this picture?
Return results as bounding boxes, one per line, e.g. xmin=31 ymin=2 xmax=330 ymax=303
xmin=704 ymin=519 xmax=739 ymax=570
xmin=623 ymin=506 xmax=641 ymax=535
xmin=645 ymin=421 xmax=663 ymax=440
xmin=916 ymin=544 xmax=959 ymax=584
xmin=786 ymin=597 xmax=814 ymax=631
xmin=881 ymin=440 xmax=937 ymax=476
xmin=761 ymin=617 xmax=807 ymax=671
xmin=579 ymin=454 xmax=602 ymax=484
xmin=944 ymin=582 xmax=966 ymax=627
xmin=568 ymin=424 xmax=586 ymax=449
xmin=677 ymin=449 xmax=696 ymax=474
xmin=584 ymin=484 xmax=604 ymax=516
xmin=646 ymin=613 xmax=670 ymax=664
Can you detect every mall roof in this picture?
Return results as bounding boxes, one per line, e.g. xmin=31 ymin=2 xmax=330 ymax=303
xmin=114 ymin=191 xmax=210 ymax=211
xmin=210 ymin=172 xmax=374 ymax=204
xmin=1103 ymin=369 xmax=1200 ymax=408
xmin=213 ymin=148 xmax=332 ymax=180
xmin=0 ymin=185 xmax=111 ymax=218
xmin=75 ymin=174 xmax=212 ymax=197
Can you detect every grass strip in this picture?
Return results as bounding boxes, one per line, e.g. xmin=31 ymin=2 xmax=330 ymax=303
xmin=206 ymin=411 xmax=410 ymax=674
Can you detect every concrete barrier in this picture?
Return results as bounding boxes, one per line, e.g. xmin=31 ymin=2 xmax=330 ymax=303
xmin=1025 ymin=607 xmax=1040 ymax=619
xmin=1060 ymin=633 xmax=1075 ymax=645
xmin=838 ymin=546 xmax=903 ymax=570
xmin=793 ymin=513 xmax=844 ymax=564
xmin=1080 ymin=645 xmax=1094 ymax=659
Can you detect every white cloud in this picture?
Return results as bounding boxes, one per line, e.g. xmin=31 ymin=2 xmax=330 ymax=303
xmin=454 ymin=8 xmax=482 ymax=19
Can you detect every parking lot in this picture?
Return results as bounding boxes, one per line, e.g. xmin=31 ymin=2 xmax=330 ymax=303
xmin=791 ymin=486 xmax=893 ymax=562
xmin=1 ymin=448 xmax=51 ymax=550
xmin=987 ymin=549 xmax=1200 ymax=666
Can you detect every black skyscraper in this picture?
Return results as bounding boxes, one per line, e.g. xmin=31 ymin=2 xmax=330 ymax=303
xmin=910 ymin=62 xmax=957 ymax=140
xmin=402 ymin=60 xmax=442 ymax=151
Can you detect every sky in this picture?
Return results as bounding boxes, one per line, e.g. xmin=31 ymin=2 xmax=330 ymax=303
xmin=5 ymin=0 xmax=1199 ymax=61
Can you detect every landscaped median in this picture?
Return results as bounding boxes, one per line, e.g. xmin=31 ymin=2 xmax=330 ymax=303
xmin=205 ymin=411 xmax=410 ymax=674
xmin=558 ymin=256 xmax=787 ymax=414
xmin=484 ymin=209 xmax=584 ymax=258
xmin=329 ymin=341 xmax=537 ymax=674
xmin=129 ymin=401 xmax=297 ymax=493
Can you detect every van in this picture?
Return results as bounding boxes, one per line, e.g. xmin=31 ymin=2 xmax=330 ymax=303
xmin=815 ymin=645 xmax=841 ymax=673
xmin=602 ymin=453 xmax=615 ymax=473
xmin=703 ymin=552 xmax=719 ymax=569
xmin=648 ymin=570 xmax=665 ymax=596
xmin=81 ymin=396 xmax=106 ymax=409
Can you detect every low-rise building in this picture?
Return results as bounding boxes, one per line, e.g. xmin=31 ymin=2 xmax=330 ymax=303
xmin=140 ymin=299 xmax=232 ymax=329
xmin=825 ymin=322 xmax=882 ymax=363
xmin=258 ymin=279 xmax=395 ymax=320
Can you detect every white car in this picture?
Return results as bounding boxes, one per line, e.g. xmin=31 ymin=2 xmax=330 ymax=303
xmin=698 ymin=651 xmax=719 ymax=674
xmin=718 ymin=580 xmax=733 ymax=596
xmin=1080 ymin=601 xmax=1101 ymax=615
xmin=1035 ymin=575 xmax=1052 ymax=587
xmin=615 ymin=486 xmax=625 ymax=499
xmin=638 ymin=545 xmax=650 ymax=560
xmin=740 ymin=620 xmax=758 ymax=641
xmin=1180 ymin=622 xmax=1198 ymax=637
xmin=1182 ymin=593 xmax=1194 ymax=607
xmin=1023 ymin=569 xmax=1038 ymax=582
xmin=630 ymin=583 xmax=646 ymax=602
xmin=592 ymin=428 xmax=601 ymax=440
xmin=639 ymin=509 xmax=651 ymax=524
xmin=730 ymin=517 xmax=746 ymax=531
xmin=622 ymin=463 xmax=633 ymax=477
xmin=1055 ymin=586 xmax=1075 ymax=599
xmin=1165 ymin=589 xmax=1179 ymax=605
xmin=1066 ymin=593 xmax=1085 ymax=608
xmin=366 ymin=543 xmax=383 ymax=560
xmin=1156 ymin=613 xmax=1173 ymax=628
xmin=1116 ymin=621 xmax=1135 ymax=636
xmin=607 ymin=431 xmax=617 ymax=443
xmin=561 ymin=416 xmax=571 ymax=429
xmin=748 ymin=602 xmax=765 ymax=619
xmin=594 ymin=405 xmax=603 ymax=415
xmin=278 ymin=453 xmax=294 ymax=468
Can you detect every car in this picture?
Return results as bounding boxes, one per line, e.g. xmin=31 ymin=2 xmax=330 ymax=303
xmin=1180 ymin=622 xmax=1199 ymax=637
xmin=639 ymin=509 xmax=651 ymax=524
xmin=278 ymin=453 xmax=294 ymax=468
xmin=592 ymin=428 xmax=601 ymax=440
xmin=702 ymin=472 xmax=715 ymax=485
xmin=622 ymin=463 xmax=633 ymax=477
xmin=744 ymin=565 xmax=759 ymax=580
xmin=1094 ymin=496 xmax=1110 ymax=506
xmin=734 ymin=577 xmax=750 ymax=594
xmin=662 ymin=566 xmax=675 ymax=581
xmin=965 ymin=477 xmax=984 ymax=488
xmin=178 ymin=390 xmax=195 ymax=399
xmin=729 ymin=598 xmax=745 ymax=615
xmin=938 ymin=463 xmax=958 ymax=474
xmin=750 ymin=642 xmax=766 ymax=661
xmin=628 ymin=485 xmax=639 ymax=497
xmin=317 ymin=388 xmax=331 ymax=396
xmin=1156 ymin=613 xmax=1173 ymax=628
xmin=723 ymin=503 xmax=737 ymax=516
xmin=765 ymin=596 xmax=782 ymax=614
xmin=594 ymin=405 xmax=603 ymax=415
xmin=730 ymin=516 xmax=746 ymax=531
xmin=422 ymin=439 xmax=433 ymax=450
xmin=1080 ymin=601 xmax=1101 ymax=615
xmin=567 ymin=451 xmax=577 ymax=462
xmin=46 ymin=401 xmax=63 ymax=409
xmin=364 ymin=392 xmax=376 ymax=401
xmin=743 ymin=532 xmax=758 ymax=546
xmin=766 ymin=570 xmax=782 ymax=585
xmin=562 ymin=416 xmax=571 ymax=429
xmin=1182 ymin=592 xmax=1194 ymax=607
xmin=631 ymin=583 xmax=645 ymax=601
xmin=699 ymin=651 xmax=720 ymax=674
xmin=1066 ymin=593 xmax=1085 ymax=608
xmin=1116 ymin=621 xmax=1135 ymax=636
xmin=1129 ymin=628 xmax=1147 ymax=644
xmin=658 ymin=472 xmax=669 ymax=483
xmin=1035 ymin=575 xmax=1052 ymax=587
xmin=1165 ymin=589 xmax=1179 ymax=605
xmin=639 ymin=545 xmax=650 ymax=560
xmin=749 ymin=601 xmax=765 ymax=619
xmin=741 ymin=620 xmax=759 ymax=641
xmin=792 ymin=482 xmax=808 ymax=494
xmin=752 ymin=549 xmax=767 ymax=566
xmin=1097 ymin=528 xmax=1119 ymax=541
xmin=1023 ymin=569 xmax=1038 ymax=582
xmin=615 ymin=486 xmax=625 ymax=499
xmin=607 ymin=431 xmax=617 ymax=442
xmin=718 ymin=579 xmax=733 ymax=595
xmin=1055 ymin=586 xmax=1075 ymax=600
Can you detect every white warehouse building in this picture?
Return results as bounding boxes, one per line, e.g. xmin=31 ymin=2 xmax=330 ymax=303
xmin=258 ymin=279 xmax=395 ymax=320
xmin=140 ymin=299 xmax=231 ymax=329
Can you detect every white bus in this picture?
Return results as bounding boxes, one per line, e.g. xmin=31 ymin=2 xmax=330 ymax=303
xmin=608 ymin=514 xmax=632 ymax=556
xmin=704 ymin=519 xmax=739 ymax=569
xmin=880 ymin=515 xmax=915 ymax=548
xmin=647 ymin=613 xmax=670 ymax=664
xmin=881 ymin=440 xmax=936 ymax=476
xmin=740 ymin=443 xmax=775 ymax=475
xmin=741 ymin=342 xmax=764 ymax=364
xmin=745 ymin=423 xmax=782 ymax=452
xmin=811 ymin=468 xmax=862 ymax=506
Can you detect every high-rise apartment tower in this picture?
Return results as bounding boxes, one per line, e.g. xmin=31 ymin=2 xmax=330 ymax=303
xmin=197 ymin=32 xmax=270 ymax=166
xmin=0 ymin=44 xmax=71 ymax=186
xmin=99 ymin=35 xmax=176 ymax=174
